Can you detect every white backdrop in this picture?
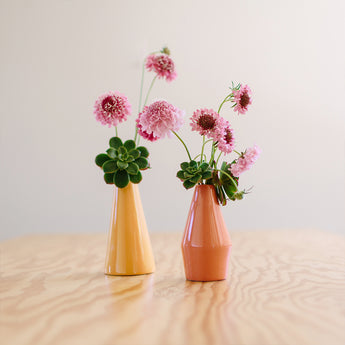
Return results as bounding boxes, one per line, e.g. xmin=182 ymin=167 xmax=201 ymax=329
xmin=1 ymin=0 xmax=344 ymax=240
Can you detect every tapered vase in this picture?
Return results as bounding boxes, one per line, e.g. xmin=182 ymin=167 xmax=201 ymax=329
xmin=105 ymin=182 xmax=155 ymax=275
xmin=182 ymin=184 xmax=232 ymax=281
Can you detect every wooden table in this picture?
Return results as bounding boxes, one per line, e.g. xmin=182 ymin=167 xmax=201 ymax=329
xmin=1 ymin=231 xmax=345 ymax=345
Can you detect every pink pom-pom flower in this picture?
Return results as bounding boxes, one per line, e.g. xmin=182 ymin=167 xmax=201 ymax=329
xmin=145 ymin=54 xmax=177 ymax=82
xmin=215 ymin=118 xmax=235 ymax=154
xmin=190 ymin=108 xmax=222 ymax=139
xmin=137 ymin=100 xmax=184 ymax=140
xmin=93 ymin=91 xmax=131 ymax=127
xmin=136 ymin=114 xmax=159 ymax=142
xmin=230 ymin=145 xmax=261 ymax=177
xmin=233 ymin=84 xmax=252 ymax=115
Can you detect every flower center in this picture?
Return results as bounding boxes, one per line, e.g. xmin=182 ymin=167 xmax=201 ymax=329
xmin=224 ymin=129 xmax=233 ymax=144
xmin=197 ymin=114 xmax=216 ymax=130
xmin=157 ymin=56 xmax=172 ymax=71
xmin=101 ymin=96 xmax=118 ymax=113
xmin=239 ymin=92 xmax=250 ymax=108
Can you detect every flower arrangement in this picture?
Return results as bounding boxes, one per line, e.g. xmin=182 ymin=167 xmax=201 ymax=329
xmin=94 ymin=47 xmax=183 ymax=187
xmin=174 ymin=82 xmax=261 ymax=205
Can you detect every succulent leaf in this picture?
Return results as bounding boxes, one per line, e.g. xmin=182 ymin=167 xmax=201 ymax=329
xmin=104 ymin=173 xmax=115 ymax=184
xmin=128 ymin=149 xmax=140 ymax=160
xmin=183 ymin=180 xmax=196 ymax=189
xmin=106 ymin=148 xmax=117 ymax=159
xmin=117 ymin=161 xmax=128 ymax=170
xmin=137 ymin=146 xmax=149 ymax=158
xmin=129 ymin=171 xmax=142 ymax=184
xmin=135 ymin=157 xmax=149 ymax=170
xmin=103 ymin=160 xmax=118 ymax=173
xmin=124 ymin=140 xmax=136 ymax=151
xmin=127 ymin=162 xmax=139 ymax=175
xmin=95 ymin=154 xmax=110 ymax=167
xmin=109 ymin=137 xmax=123 ymax=149
xmin=114 ymin=170 xmax=129 ymax=188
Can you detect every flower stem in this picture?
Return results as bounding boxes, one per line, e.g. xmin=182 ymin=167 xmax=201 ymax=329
xmin=134 ymin=60 xmax=146 ymax=143
xmin=115 ymin=126 xmax=118 ymax=137
xmin=209 ymin=142 xmax=217 ymax=166
xmin=217 ymin=94 xmax=232 ymax=114
xmin=172 ymin=131 xmax=192 ymax=161
xmin=234 ymin=150 xmax=243 ymax=156
xmin=193 ymin=153 xmax=207 ymax=161
xmin=143 ymin=75 xmax=157 ymax=107
xmin=213 ymin=168 xmax=239 ymax=192
xmin=200 ymin=136 xmax=205 ymax=163
xmin=216 ymin=151 xmax=223 ymax=167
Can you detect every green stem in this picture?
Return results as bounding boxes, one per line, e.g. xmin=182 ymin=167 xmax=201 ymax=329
xmin=234 ymin=150 xmax=242 ymax=156
xmin=209 ymin=142 xmax=217 ymax=166
xmin=200 ymin=136 xmax=205 ymax=163
xmin=143 ymin=75 xmax=157 ymax=107
xmin=172 ymin=131 xmax=192 ymax=161
xmin=217 ymin=93 xmax=232 ymax=114
xmin=134 ymin=60 xmax=146 ymax=143
xmin=193 ymin=153 xmax=207 ymax=161
xmin=115 ymin=126 xmax=118 ymax=137
xmin=213 ymin=168 xmax=239 ymax=192
xmin=216 ymin=151 xmax=223 ymax=167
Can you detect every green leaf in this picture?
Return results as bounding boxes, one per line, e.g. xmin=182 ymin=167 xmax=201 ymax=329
xmin=183 ymin=180 xmax=196 ymax=189
xmin=176 ymin=170 xmax=185 ymax=180
xmin=128 ymin=149 xmax=140 ymax=159
xmin=135 ymin=157 xmax=149 ymax=169
xmin=117 ymin=161 xmax=128 ymax=170
xmin=124 ymin=140 xmax=136 ymax=151
xmin=189 ymin=160 xmax=197 ymax=169
xmin=127 ymin=155 xmax=135 ymax=162
xmin=180 ymin=162 xmax=189 ymax=170
xmin=118 ymin=146 xmax=127 ymax=155
xmin=104 ymin=173 xmax=115 ymax=184
xmin=106 ymin=148 xmax=117 ymax=159
xmin=95 ymin=154 xmax=110 ymax=167
xmin=189 ymin=174 xmax=202 ymax=184
xmin=219 ymin=161 xmax=231 ymax=183
xmin=201 ymin=171 xmax=212 ymax=180
xmin=129 ymin=171 xmax=142 ymax=184
xmin=199 ymin=162 xmax=209 ymax=171
xmin=114 ymin=170 xmax=129 ymax=188
xmin=216 ymin=186 xmax=227 ymax=206
xmin=127 ymin=162 xmax=139 ymax=175
xmin=103 ymin=160 xmax=118 ymax=173
xmin=137 ymin=146 xmax=149 ymax=158
xmin=223 ymin=184 xmax=235 ymax=199
xmin=109 ymin=137 xmax=123 ymax=149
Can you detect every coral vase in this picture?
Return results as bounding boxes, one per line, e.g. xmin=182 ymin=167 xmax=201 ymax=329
xmin=182 ymin=184 xmax=232 ymax=281
xmin=104 ymin=182 xmax=155 ymax=275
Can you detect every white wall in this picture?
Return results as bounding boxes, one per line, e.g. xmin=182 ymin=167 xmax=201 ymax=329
xmin=1 ymin=0 xmax=344 ymax=240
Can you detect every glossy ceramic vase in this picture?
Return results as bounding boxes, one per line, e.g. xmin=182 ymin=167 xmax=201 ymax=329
xmin=182 ymin=184 xmax=232 ymax=281
xmin=104 ymin=182 xmax=155 ymax=275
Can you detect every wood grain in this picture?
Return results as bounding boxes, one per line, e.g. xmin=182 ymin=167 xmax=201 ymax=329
xmin=1 ymin=230 xmax=345 ymax=345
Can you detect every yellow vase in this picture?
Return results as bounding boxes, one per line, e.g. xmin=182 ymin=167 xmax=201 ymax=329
xmin=104 ymin=182 xmax=155 ymax=275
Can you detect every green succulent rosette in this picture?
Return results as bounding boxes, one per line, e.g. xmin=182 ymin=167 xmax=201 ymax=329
xmin=177 ymin=159 xmax=246 ymax=206
xmin=95 ymin=137 xmax=149 ymax=188
xmin=176 ymin=160 xmax=212 ymax=189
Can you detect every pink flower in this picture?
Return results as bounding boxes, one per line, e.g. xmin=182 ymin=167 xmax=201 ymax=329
xmin=94 ymin=91 xmax=131 ymax=127
xmin=233 ymin=84 xmax=252 ymax=115
xmin=136 ymin=115 xmax=159 ymax=142
xmin=146 ymin=54 xmax=177 ymax=82
xmin=137 ymin=100 xmax=184 ymax=140
xmin=216 ymin=119 xmax=235 ymax=154
xmin=190 ymin=108 xmax=222 ymax=138
xmin=230 ymin=145 xmax=261 ymax=177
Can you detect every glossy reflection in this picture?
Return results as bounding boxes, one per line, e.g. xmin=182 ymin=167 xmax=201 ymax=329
xmin=104 ymin=183 xmax=155 ymax=275
xmin=182 ymin=184 xmax=232 ymax=281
